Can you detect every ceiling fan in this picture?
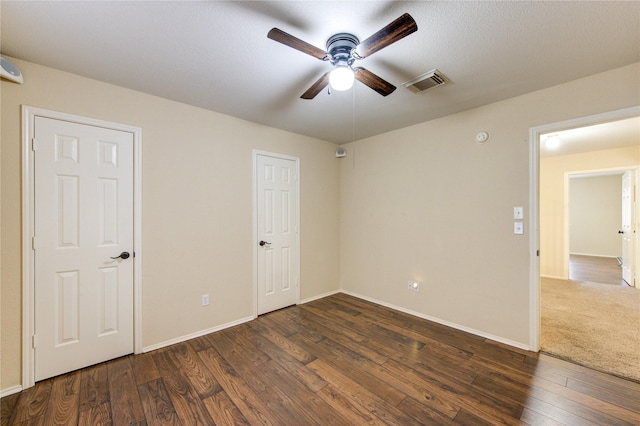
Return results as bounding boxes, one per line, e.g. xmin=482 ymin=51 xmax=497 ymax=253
xmin=267 ymin=13 xmax=418 ymax=99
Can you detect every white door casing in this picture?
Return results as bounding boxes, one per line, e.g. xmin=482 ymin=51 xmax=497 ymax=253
xmin=34 ymin=117 xmax=134 ymax=381
xmin=22 ymin=106 xmax=142 ymax=389
xmin=635 ymin=169 xmax=639 ymax=289
xmin=254 ymin=152 xmax=299 ymax=315
xmin=530 ymin=106 xmax=640 ymax=352
xmin=621 ymin=170 xmax=633 ymax=285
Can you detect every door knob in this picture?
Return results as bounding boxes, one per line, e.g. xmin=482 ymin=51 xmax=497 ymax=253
xmin=110 ymin=251 xmax=130 ymax=260
xmin=259 ymin=241 xmax=271 ymax=247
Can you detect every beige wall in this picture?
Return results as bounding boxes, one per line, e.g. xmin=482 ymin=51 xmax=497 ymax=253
xmin=3 ymin=58 xmax=639 ymax=392
xmin=541 ymin=146 xmax=640 ymax=278
xmin=340 ymin=63 xmax=640 ymax=346
xmin=569 ymin=175 xmax=623 ymax=257
xmin=1 ymin=58 xmax=341 ymax=391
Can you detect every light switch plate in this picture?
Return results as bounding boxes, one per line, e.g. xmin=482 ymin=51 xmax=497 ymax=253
xmin=514 ymin=206 xmax=524 ymax=219
xmin=514 ymin=222 xmax=524 ymax=234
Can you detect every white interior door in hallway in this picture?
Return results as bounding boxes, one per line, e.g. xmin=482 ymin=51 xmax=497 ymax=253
xmin=34 ymin=116 xmax=134 ymax=381
xmin=255 ymin=153 xmax=299 ymax=315
xmin=621 ymin=169 xmax=637 ymax=287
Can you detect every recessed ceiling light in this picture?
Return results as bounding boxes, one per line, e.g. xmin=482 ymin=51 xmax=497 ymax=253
xmin=545 ymin=135 xmax=561 ymax=149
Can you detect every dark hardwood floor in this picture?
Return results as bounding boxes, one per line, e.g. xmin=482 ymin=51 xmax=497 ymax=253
xmin=569 ymin=254 xmax=627 ymax=286
xmin=3 ymin=293 xmax=639 ymax=425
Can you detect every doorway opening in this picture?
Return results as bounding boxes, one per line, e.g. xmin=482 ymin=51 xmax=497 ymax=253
xmin=567 ymin=170 xmax=638 ymax=286
xmin=531 ymin=106 xmax=640 ymax=381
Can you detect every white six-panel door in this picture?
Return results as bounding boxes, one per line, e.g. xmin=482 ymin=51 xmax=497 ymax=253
xmin=256 ymin=154 xmax=299 ymax=315
xmin=34 ymin=116 xmax=134 ymax=381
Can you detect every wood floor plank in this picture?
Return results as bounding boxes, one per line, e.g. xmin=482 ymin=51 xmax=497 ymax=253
xmin=309 ymin=299 xmax=428 ymax=354
xmin=382 ymin=357 xmax=524 ymax=425
xmin=236 ymin=324 xmax=328 ymax=393
xmin=77 ymin=402 xmax=112 ymax=426
xmin=277 ymin=306 xmax=333 ymax=343
xmin=187 ymin=335 xmax=212 ymax=353
xmin=197 ymin=348 xmax=275 ymax=426
xmin=7 ymin=381 xmax=51 ymax=424
xmin=206 ymin=331 xmax=270 ymax=395
xmin=453 ymin=408 xmax=512 ymax=426
xmin=220 ymin=324 xmax=271 ymax=366
xmin=202 ymin=390 xmax=249 ymax=426
xmin=138 ymin=378 xmax=181 ymax=425
xmin=256 ymin=360 xmax=348 ymax=425
xmin=292 ymin=307 xmax=391 ymax=365
xmin=290 ymin=332 xmax=407 ymax=406
xmin=78 ymin=363 xmax=109 ymax=412
xmin=528 ymin=376 xmax=640 ymax=425
xmin=43 ymin=371 xmax=80 ymax=425
xmin=521 ymin=397 xmax=601 ymax=426
xmin=249 ymin=373 xmax=319 ymax=425
xmin=315 ymin=384 xmax=388 ymax=425
xmin=4 ymin=293 xmax=639 ymax=425
xmin=152 ymin=347 xmax=183 ymax=377
xmin=0 ymin=392 xmax=20 ymax=426
xmin=566 ymin=376 xmax=640 ymax=413
xmin=526 ymin=353 xmax=640 ymax=391
xmin=298 ymin=303 xmax=368 ymax=342
xmin=350 ymin=302 xmax=475 ymax=362
xmin=12 ymin=416 xmax=45 ymax=426
xmin=255 ymin=310 xmax=299 ymax=337
xmin=131 ymin=351 xmax=160 ymax=386
xmin=246 ymin=319 xmax=316 ymax=364
xmin=171 ymin=342 xmax=222 ymax=399
xmin=307 ymin=359 xmax=425 ymax=426
xmin=106 ymin=356 xmax=146 ymax=425
xmin=519 ymin=407 xmax=567 ymax=426
xmin=397 ymin=395 xmax=457 ymax=425
xmin=473 ymin=361 xmax=638 ymax=425
xmin=162 ymin=371 xmax=214 ymax=425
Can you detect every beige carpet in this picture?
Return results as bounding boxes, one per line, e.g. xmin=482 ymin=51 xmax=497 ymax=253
xmin=541 ymin=277 xmax=640 ymax=382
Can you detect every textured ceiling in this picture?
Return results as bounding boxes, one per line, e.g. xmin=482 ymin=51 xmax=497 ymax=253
xmin=2 ymin=1 xmax=639 ymax=144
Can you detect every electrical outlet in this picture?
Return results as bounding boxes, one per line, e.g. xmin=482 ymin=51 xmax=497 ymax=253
xmin=201 ymin=294 xmax=209 ymax=306
xmin=407 ymin=281 xmax=420 ymax=292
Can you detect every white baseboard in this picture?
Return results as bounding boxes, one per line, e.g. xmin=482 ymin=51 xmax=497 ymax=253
xmin=1 ymin=385 xmax=23 ymax=398
xmin=299 ymin=289 xmax=341 ymax=305
xmin=142 ymin=315 xmax=255 ymax=353
xmin=541 ymin=274 xmax=568 ymax=280
xmin=569 ymin=252 xmax=619 ymax=259
xmin=339 ymin=290 xmax=531 ymax=352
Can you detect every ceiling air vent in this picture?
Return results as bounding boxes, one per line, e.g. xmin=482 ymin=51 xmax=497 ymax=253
xmin=403 ymin=69 xmax=446 ymax=93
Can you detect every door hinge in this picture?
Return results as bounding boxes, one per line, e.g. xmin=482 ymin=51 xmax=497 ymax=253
xmin=31 ymin=138 xmax=37 ymax=151
xmin=32 ymin=236 xmax=37 ymax=250
xmin=536 ymin=250 xmax=540 ymax=257
xmin=32 ymin=335 xmax=37 ymax=349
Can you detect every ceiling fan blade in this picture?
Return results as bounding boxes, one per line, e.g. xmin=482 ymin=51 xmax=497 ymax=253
xmin=301 ymin=72 xmax=330 ymax=99
xmin=268 ymin=28 xmax=328 ymax=60
xmin=354 ymin=67 xmax=396 ymax=96
xmin=355 ymin=13 xmax=418 ymax=58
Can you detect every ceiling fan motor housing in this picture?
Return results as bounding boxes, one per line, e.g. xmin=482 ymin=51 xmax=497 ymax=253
xmin=326 ymin=33 xmax=359 ymax=67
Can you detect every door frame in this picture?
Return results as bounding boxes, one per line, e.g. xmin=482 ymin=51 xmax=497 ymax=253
xmin=21 ymin=106 xmax=143 ymax=389
xmin=252 ymin=150 xmax=300 ymax=318
xmin=529 ymin=105 xmax=640 ymax=351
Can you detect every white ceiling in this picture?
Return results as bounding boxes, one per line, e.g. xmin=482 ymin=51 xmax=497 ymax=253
xmin=2 ymin=1 xmax=639 ymax=144
xmin=540 ymin=117 xmax=640 ymax=158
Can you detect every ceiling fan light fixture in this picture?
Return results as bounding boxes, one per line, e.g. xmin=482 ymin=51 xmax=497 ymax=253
xmin=329 ymin=65 xmax=354 ymax=91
